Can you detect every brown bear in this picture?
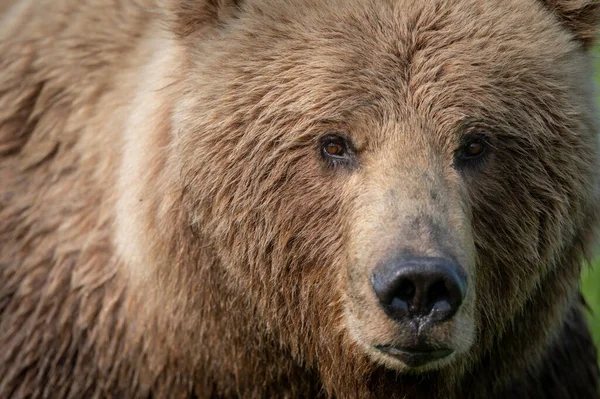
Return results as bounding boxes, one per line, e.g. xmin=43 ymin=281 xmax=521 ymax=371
xmin=0 ymin=0 xmax=599 ymax=397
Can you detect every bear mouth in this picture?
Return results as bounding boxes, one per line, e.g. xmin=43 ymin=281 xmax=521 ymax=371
xmin=374 ymin=345 xmax=454 ymax=368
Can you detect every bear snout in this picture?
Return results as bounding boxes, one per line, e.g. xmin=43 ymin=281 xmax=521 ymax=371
xmin=371 ymin=256 xmax=467 ymax=326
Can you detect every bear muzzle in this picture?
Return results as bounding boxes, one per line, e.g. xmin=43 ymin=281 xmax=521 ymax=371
xmin=369 ymin=256 xmax=467 ymax=367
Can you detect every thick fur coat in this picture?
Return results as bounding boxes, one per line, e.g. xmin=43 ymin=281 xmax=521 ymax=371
xmin=1 ymin=0 xmax=599 ymax=398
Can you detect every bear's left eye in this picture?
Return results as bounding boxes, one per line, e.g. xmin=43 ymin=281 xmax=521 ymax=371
xmin=465 ymin=141 xmax=485 ymax=158
xmin=454 ymin=134 xmax=489 ymax=168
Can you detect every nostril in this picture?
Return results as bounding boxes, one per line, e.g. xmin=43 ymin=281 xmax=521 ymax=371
xmin=427 ymin=280 xmax=450 ymax=308
xmin=427 ymin=279 xmax=455 ymax=321
xmin=395 ymin=279 xmax=415 ymax=303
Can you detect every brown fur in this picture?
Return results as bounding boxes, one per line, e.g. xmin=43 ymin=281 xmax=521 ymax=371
xmin=0 ymin=0 xmax=599 ymax=397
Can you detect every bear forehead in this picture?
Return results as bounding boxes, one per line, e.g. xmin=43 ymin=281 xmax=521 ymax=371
xmin=198 ymin=0 xmax=578 ymax=112
xmin=220 ymin=0 xmax=576 ymax=73
xmin=186 ymin=0 xmax=586 ymax=152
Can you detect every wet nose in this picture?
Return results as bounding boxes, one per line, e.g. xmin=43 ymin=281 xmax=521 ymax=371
xmin=371 ymin=256 xmax=467 ymax=323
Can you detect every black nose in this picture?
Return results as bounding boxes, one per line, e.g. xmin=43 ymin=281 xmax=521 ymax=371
xmin=371 ymin=256 xmax=467 ymax=323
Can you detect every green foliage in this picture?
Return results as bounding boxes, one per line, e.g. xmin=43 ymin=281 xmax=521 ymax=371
xmin=582 ymin=260 xmax=600 ymax=350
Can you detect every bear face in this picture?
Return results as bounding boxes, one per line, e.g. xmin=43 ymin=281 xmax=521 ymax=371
xmin=171 ymin=0 xmax=599 ymax=377
xmin=1 ymin=0 xmax=598 ymax=397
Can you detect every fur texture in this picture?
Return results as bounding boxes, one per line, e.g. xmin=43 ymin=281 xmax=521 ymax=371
xmin=1 ymin=0 xmax=599 ymax=398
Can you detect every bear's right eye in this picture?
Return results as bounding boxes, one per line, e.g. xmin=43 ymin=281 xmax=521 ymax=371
xmin=324 ymin=141 xmax=345 ymax=157
xmin=319 ymin=134 xmax=354 ymax=166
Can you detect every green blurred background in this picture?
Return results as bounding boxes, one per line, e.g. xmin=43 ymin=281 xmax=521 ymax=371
xmin=582 ymin=261 xmax=599 ymax=360
xmin=582 ymin=46 xmax=600 ymax=363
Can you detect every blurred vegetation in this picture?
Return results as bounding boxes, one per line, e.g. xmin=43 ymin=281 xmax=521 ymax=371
xmin=582 ymin=261 xmax=600 ymax=351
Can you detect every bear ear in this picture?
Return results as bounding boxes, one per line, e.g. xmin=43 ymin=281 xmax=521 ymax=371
xmin=539 ymin=0 xmax=600 ymax=49
xmin=165 ymin=0 xmax=244 ymax=37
